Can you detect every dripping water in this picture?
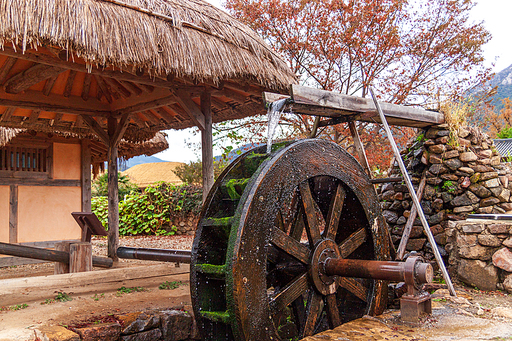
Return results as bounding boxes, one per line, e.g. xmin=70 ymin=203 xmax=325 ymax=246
xmin=266 ymin=98 xmax=288 ymax=154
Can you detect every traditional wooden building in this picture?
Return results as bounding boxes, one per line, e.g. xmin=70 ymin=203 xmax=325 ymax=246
xmin=0 ymin=127 xmax=168 ymax=266
xmin=0 ymin=0 xmax=295 ymax=260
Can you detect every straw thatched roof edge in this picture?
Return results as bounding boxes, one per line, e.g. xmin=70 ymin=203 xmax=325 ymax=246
xmin=0 ymin=0 xmax=296 ymax=90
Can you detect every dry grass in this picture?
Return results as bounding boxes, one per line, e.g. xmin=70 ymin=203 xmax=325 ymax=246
xmin=122 ymin=162 xmax=184 ymax=187
xmin=440 ymin=99 xmax=471 ymax=147
xmin=0 ymin=0 xmax=295 ymax=89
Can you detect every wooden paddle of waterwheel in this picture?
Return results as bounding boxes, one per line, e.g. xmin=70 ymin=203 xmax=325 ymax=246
xmin=191 ymin=139 xmax=393 ymax=340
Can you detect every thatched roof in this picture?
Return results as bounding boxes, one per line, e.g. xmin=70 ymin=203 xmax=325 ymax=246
xmin=0 ymin=127 xmax=169 ymax=162
xmin=0 ymin=0 xmax=293 ymax=89
xmin=0 ymin=0 xmax=296 ymax=141
xmin=122 ymin=162 xmax=184 ymax=188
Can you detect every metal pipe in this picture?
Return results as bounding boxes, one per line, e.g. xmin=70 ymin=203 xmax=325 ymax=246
xmin=117 ymin=247 xmax=192 ymax=263
xmin=323 ymin=258 xmax=433 ymax=285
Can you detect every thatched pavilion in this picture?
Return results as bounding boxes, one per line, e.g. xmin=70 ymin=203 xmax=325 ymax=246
xmin=0 ymin=0 xmax=295 ymax=261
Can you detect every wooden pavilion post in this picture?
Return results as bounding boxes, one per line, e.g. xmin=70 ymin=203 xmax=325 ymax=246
xmin=107 ymin=116 xmax=120 ymax=262
xmin=201 ymin=91 xmax=214 ymax=202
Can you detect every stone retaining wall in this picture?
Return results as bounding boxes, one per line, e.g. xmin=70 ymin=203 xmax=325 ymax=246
xmin=446 ymin=220 xmax=512 ymax=293
xmin=35 ymin=308 xmax=200 ymax=341
xmin=379 ymin=124 xmax=512 ymax=264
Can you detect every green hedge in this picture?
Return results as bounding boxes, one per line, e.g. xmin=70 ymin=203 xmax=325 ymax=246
xmin=92 ymin=183 xmax=202 ymax=236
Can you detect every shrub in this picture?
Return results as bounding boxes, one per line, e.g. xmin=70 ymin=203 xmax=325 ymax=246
xmin=92 ymin=183 xmax=202 ymax=236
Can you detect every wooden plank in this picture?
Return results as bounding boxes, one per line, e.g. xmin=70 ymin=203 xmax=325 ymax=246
xmin=20 ymin=239 xmax=80 ymax=248
xmin=4 ymin=64 xmax=64 ymax=94
xmin=119 ymin=80 xmax=143 ymax=96
xmin=111 ymin=113 xmax=131 ymax=147
xmin=201 ymin=91 xmax=213 ymax=202
xmin=81 ymin=139 xmax=92 ymax=213
xmin=9 ymin=185 xmax=18 ymax=243
xmin=114 ymin=94 xmax=177 ymax=115
xmin=290 ymin=85 xmax=443 ymax=127
xmin=95 ymin=76 xmax=113 ymax=103
xmin=103 ymin=77 xmax=131 ymax=98
xmin=0 ymin=178 xmax=80 ymax=186
xmin=0 ymin=257 xmax=46 ymax=267
xmin=396 ymin=171 xmax=427 ymax=260
xmin=69 ymin=242 xmax=93 ymax=273
xmin=0 ymin=263 xmax=189 ymax=297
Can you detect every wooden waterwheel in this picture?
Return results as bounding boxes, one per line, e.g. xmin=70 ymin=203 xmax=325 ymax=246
xmin=191 ymin=139 xmax=392 ymax=340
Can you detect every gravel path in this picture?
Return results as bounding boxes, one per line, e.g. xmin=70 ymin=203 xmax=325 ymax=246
xmin=0 ymin=235 xmax=194 ymax=280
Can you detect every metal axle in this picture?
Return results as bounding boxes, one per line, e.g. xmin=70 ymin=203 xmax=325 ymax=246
xmin=117 ymin=247 xmax=192 ymax=263
xmin=323 ymin=257 xmax=433 ymax=286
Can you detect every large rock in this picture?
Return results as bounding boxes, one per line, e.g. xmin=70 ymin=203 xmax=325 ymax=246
xmin=428 ymin=210 xmax=446 ymax=225
xmin=460 ymin=151 xmax=478 ymax=162
xmin=458 ymin=166 xmax=475 ymax=175
xmin=159 ymin=310 xmax=193 ymax=341
xmin=498 ymin=188 xmax=511 ymax=202
xmin=480 ymin=171 xmax=498 ymax=181
xmin=472 ymin=165 xmax=494 ymax=172
xmin=450 ymin=194 xmax=472 ymax=207
xmin=429 ymin=164 xmax=448 ymax=175
xmin=444 ymin=158 xmax=462 ymax=170
xmin=488 ymin=224 xmax=509 ymax=234
xmin=504 ymin=274 xmax=512 ymax=294
xmin=461 ymin=224 xmax=483 ymax=234
xmin=443 ymin=150 xmax=460 ymax=159
xmin=122 ymin=329 xmax=162 ymax=341
xmin=457 ymin=259 xmax=498 ymax=291
xmin=75 ymin=323 xmax=121 ymax=341
xmin=453 ymin=205 xmax=473 ymax=213
xmin=429 ymin=144 xmax=446 ymax=154
xmin=382 ymin=210 xmax=398 ymax=224
xmin=469 ymin=184 xmax=492 ymax=198
xmin=480 ymin=197 xmax=500 ymax=207
xmin=118 ymin=312 xmax=160 ymax=335
xmin=429 ymin=154 xmax=443 ymax=164
xmin=35 ymin=326 xmax=80 ymax=341
xmin=458 ymin=244 xmax=494 ymax=260
xmin=482 ymin=178 xmax=500 ymax=188
xmin=503 ymin=237 xmax=512 ymax=248
xmin=478 ymin=234 xmax=502 ymax=247
xmin=381 ymin=190 xmax=396 ymax=201
xmin=492 ymin=248 xmax=512 ymax=272
xmin=406 ymin=238 xmax=426 ymax=251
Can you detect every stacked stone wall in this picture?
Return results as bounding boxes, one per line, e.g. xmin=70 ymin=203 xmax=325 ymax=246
xmin=447 ymin=220 xmax=512 ymax=292
xmin=378 ymin=124 xmax=512 ymax=267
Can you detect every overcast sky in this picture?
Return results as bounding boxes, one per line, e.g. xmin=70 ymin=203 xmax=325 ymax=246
xmin=155 ymin=0 xmax=512 ymax=163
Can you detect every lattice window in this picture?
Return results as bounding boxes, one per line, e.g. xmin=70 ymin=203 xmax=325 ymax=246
xmin=0 ymin=145 xmax=50 ymax=174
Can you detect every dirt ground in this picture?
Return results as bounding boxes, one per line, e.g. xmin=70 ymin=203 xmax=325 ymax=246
xmin=0 ymin=235 xmax=194 ymax=341
xmin=1 ymin=235 xmax=512 ymax=340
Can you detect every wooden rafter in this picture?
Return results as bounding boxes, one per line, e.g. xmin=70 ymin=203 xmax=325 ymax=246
xmin=103 ymin=77 xmax=131 ymax=98
xmin=42 ymin=75 xmax=58 ymax=96
xmin=81 ymin=73 xmax=92 ymax=101
xmin=63 ymin=70 xmax=77 ymax=97
xmin=4 ymin=64 xmax=64 ymax=94
xmin=0 ymin=58 xmax=17 ymax=85
xmin=0 ymin=107 xmax=15 ymax=122
xmin=95 ymin=76 xmax=113 ymax=103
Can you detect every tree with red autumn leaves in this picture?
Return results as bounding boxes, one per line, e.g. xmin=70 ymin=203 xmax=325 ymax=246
xmin=217 ymin=0 xmax=491 ymax=172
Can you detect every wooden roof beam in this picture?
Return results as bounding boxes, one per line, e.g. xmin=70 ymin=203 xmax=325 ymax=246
xmin=0 ymin=89 xmax=110 ymax=117
xmin=0 ymin=57 xmax=17 ymax=85
xmin=4 ymin=64 xmax=65 ymax=94
xmin=113 ymin=94 xmax=177 ymax=115
xmin=81 ymin=116 xmax=109 ymax=145
xmin=173 ymin=89 xmax=205 ymax=130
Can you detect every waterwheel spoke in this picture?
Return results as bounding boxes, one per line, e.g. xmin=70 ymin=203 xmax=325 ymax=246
xmin=270 ymin=226 xmax=310 ymax=264
xmin=338 ymin=227 xmax=367 ymax=258
xmin=302 ymin=290 xmax=323 ymax=337
xmin=325 ymin=293 xmax=342 ymax=328
xmin=337 ymin=277 xmax=368 ymax=302
xmin=299 ymin=182 xmax=324 ymax=245
xmin=290 ymin=204 xmax=305 ymax=241
xmin=270 ymin=273 xmax=309 ymax=313
xmin=325 ymin=183 xmax=346 ymax=240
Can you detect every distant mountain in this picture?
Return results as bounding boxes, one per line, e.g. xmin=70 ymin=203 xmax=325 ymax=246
xmin=486 ymin=64 xmax=512 ymax=111
xmin=118 ymin=155 xmax=166 ymax=171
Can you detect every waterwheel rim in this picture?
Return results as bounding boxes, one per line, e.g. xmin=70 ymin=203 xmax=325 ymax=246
xmin=192 ymin=139 xmax=392 ymax=341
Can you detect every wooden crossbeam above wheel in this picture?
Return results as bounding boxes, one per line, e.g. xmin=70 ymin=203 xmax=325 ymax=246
xmin=263 ymin=85 xmax=444 ymax=128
